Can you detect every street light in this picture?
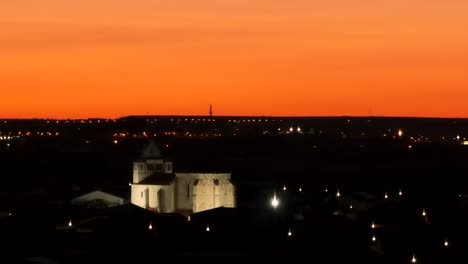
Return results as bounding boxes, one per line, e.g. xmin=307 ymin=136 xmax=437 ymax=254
xmin=336 ymin=189 xmax=341 ymax=198
xmin=271 ymin=193 xmax=279 ymax=208
xmin=411 ymin=254 xmax=417 ymax=263
xmin=68 ymin=219 xmax=72 ymax=228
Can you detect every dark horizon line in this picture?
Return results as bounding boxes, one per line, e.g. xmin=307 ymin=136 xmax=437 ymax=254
xmin=1 ymin=114 xmax=468 ymax=121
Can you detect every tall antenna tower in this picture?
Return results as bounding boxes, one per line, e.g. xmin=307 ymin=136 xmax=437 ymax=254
xmin=209 ymin=104 xmax=213 ymax=118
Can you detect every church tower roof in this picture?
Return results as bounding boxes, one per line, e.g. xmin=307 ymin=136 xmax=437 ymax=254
xmin=141 ymin=140 xmax=162 ymax=159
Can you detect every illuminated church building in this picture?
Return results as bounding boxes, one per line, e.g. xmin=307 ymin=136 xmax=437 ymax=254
xmin=131 ymin=141 xmax=236 ymax=214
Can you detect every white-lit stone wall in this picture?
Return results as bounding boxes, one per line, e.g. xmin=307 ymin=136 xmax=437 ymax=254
xmin=176 ymin=173 xmax=235 ymax=213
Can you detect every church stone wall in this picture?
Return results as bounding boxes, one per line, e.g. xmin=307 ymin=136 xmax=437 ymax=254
xmin=174 ymin=173 xmax=194 ymax=212
xmin=131 ymin=184 xmax=175 ymax=212
xmin=177 ymin=173 xmax=235 ymax=213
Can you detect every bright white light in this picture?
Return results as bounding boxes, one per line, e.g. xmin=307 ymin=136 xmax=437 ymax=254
xmin=8 ymin=212 xmax=12 ymax=216
xmin=371 ymin=221 xmax=375 ymax=229
xmin=297 ymin=126 xmax=301 ymax=133
xmin=336 ymin=189 xmax=341 ymax=198
xmin=187 ymin=216 xmax=191 ymax=222
xmin=68 ymin=219 xmax=72 ymax=227
xmin=206 ymin=225 xmax=210 ymax=232
xmin=299 ymin=187 xmax=303 ymax=192
xmin=457 ymin=135 xmax=460 ymax=140
xmin=384 ymin=192 xmax=388 ymax=199
xmin=288 ymin=229 xmax=292 ymax=237
xmin=283 ymin=185 xmax=287 ymax=191
xmin=289 ymin=127 xmax=293 ymax=132
xmin=422 ymin=209 xmax=426 ymax=217
xmin=271 ymin=193 xmax=279 ymax=208
xmin=325 ymin=189 xmax=328 ymax=193
xmin=372 ymin=235 xmax=376 ymax=242
xmin=412 ymin=254 xmax=417 ymax=263
xmin=148 ymin=222 xmax=153 ymax=230
xmin=399 ymin=189 xmax=403 ymax=196
xmin=444 ymin=240 xmax=449 ymax=247
xmin=128 ymin=183 xmax=132 ymax=186
xmin=349 ymin=203 xmax=353 ymax=209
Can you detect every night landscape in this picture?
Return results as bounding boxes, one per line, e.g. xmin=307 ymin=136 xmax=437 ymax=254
xmin=1 ymin=1 xmax=468 ymax=263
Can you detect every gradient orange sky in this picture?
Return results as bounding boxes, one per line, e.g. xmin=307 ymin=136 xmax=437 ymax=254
xmin=1 ymin=0 xmax=468 ymax=118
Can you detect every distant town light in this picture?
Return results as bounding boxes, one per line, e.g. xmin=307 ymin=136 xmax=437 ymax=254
xmin=349 ymin=203 xmax=353 ymax=209
xmin=444 ymin=240 xmax=449 ymax=247
xmin=8 ymin=212 xmax=12 ymax=216
xmin=371 ymin=221 xmax=375 ymax=229
xmin=299 ymin=187 xmax=303 ymax=192
xmin=68 ymin=219 xmax=72 ymax=227
xmin=187 ymin=216 xmax=191 ymax=222
xmin=289 ymin=127 xmax=293 ymax=133
xmin=148 ymin=222 xmax=153 ymax=230
xmin=271 ymin=193 xmax=279 ymax=208
xmin=399 ymin=189 xmax=403 ymax=196
xmin=456 ymin=135 xmax=460 ymax=140
xmin=325 ymin=188 xmax=328 ymax=193
xmin=128 ymin=183 xmax=132 ymax=187
xmin=398 ymin=129 xmax=403 ymax=137
xmin=384 ymin=192 xmax=388 ymax=199
xmin=336 ymin=189 xmax=341 ymax=198
xmin=283 ymin=185 xmax=287 ymax=191
xmin=412 ymin=254 xmax=417 ymax=263
xmin=422 ymin=209 xmax=426 ymax=217
xmin=288 ymin=229 xmax=292 ymax=237
xmin=372 ymin=235 xmax=376 ymax=242
xmin=297 ymin=126 xmax=301 ymax=133
xmin=206 ymin=225 xmax=210 ymax=232
xmin=113 ymin=139 xmax=118 ymax=144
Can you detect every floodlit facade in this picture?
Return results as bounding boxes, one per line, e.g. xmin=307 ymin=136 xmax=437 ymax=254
xmin=131 ymin=141 xmax=235 ymax=214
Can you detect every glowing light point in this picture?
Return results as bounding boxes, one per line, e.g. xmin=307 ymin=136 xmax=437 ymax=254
xmin=444 ymin=240 xmax=449 ymax=247
xmin=457 ymin=135 xmax=460 ymax=140
xmin=371 ymin=221 xmax=375 ymax=229
xmin=206 ymin=225 xmax=210 ymax=232
xmin=399 ymin=189 xmax=403 ymax=196
xmin=113 ymin=139 xmax=118 ymax=144
xmin=297 ymin=126 xmax=301 ymax=133
xmin=422 ymin=209 xmax=426 ymax=217
xmin=148 ymin=222 xmax=153 ymax=230
xmin=412 ymin=254 xmax=417 ymax=263
xmin=271 ymin=193 xmax=279 ymax=208
xmin=288 ymin=229 xmax=292 ymax=237
xmin=289 ymin=127 xmax=293 ymax=133
xmin=8 ymin=212 xmax=12 ymax=216
xmin=68 ymin=219 xmax=72 ymax=227
xmin=187 ymin=216 xmax=191 ymax=222
xmin=298 ymin=187 xmax=303 ymax=192
xmin=372 ymin=235 xmax=376 ymax=242
xmin=128 ymin=183 xmax=132 ymax=187
xmin=283 ymin=185 xmax=287 ymax=191
xmin=384 ymin=192 xmax=388 ymax=199
xmin=336 ymin=189 xmax=341 ymax=198
xmin=325 ymin=188 xmax=328 ymax=193
xmin=349 ymin=203 xmax=353 ymax=209
xmin=398 ymin=129 xmax=403 ymax=137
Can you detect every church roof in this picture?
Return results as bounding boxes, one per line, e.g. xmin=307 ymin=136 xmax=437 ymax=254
xmin=141 ymin=140 xmax=162 ymax=159
xmin=138 ymin=173 xmax=175 ymax=185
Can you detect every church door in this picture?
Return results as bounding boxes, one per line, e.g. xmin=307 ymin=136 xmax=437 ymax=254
xmin=158 ymin=189 xmax=165 ymax=213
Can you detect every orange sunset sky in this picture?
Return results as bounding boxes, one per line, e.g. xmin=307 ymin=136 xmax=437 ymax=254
xmin=1 ymin=0 xmax=468 ymax=118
